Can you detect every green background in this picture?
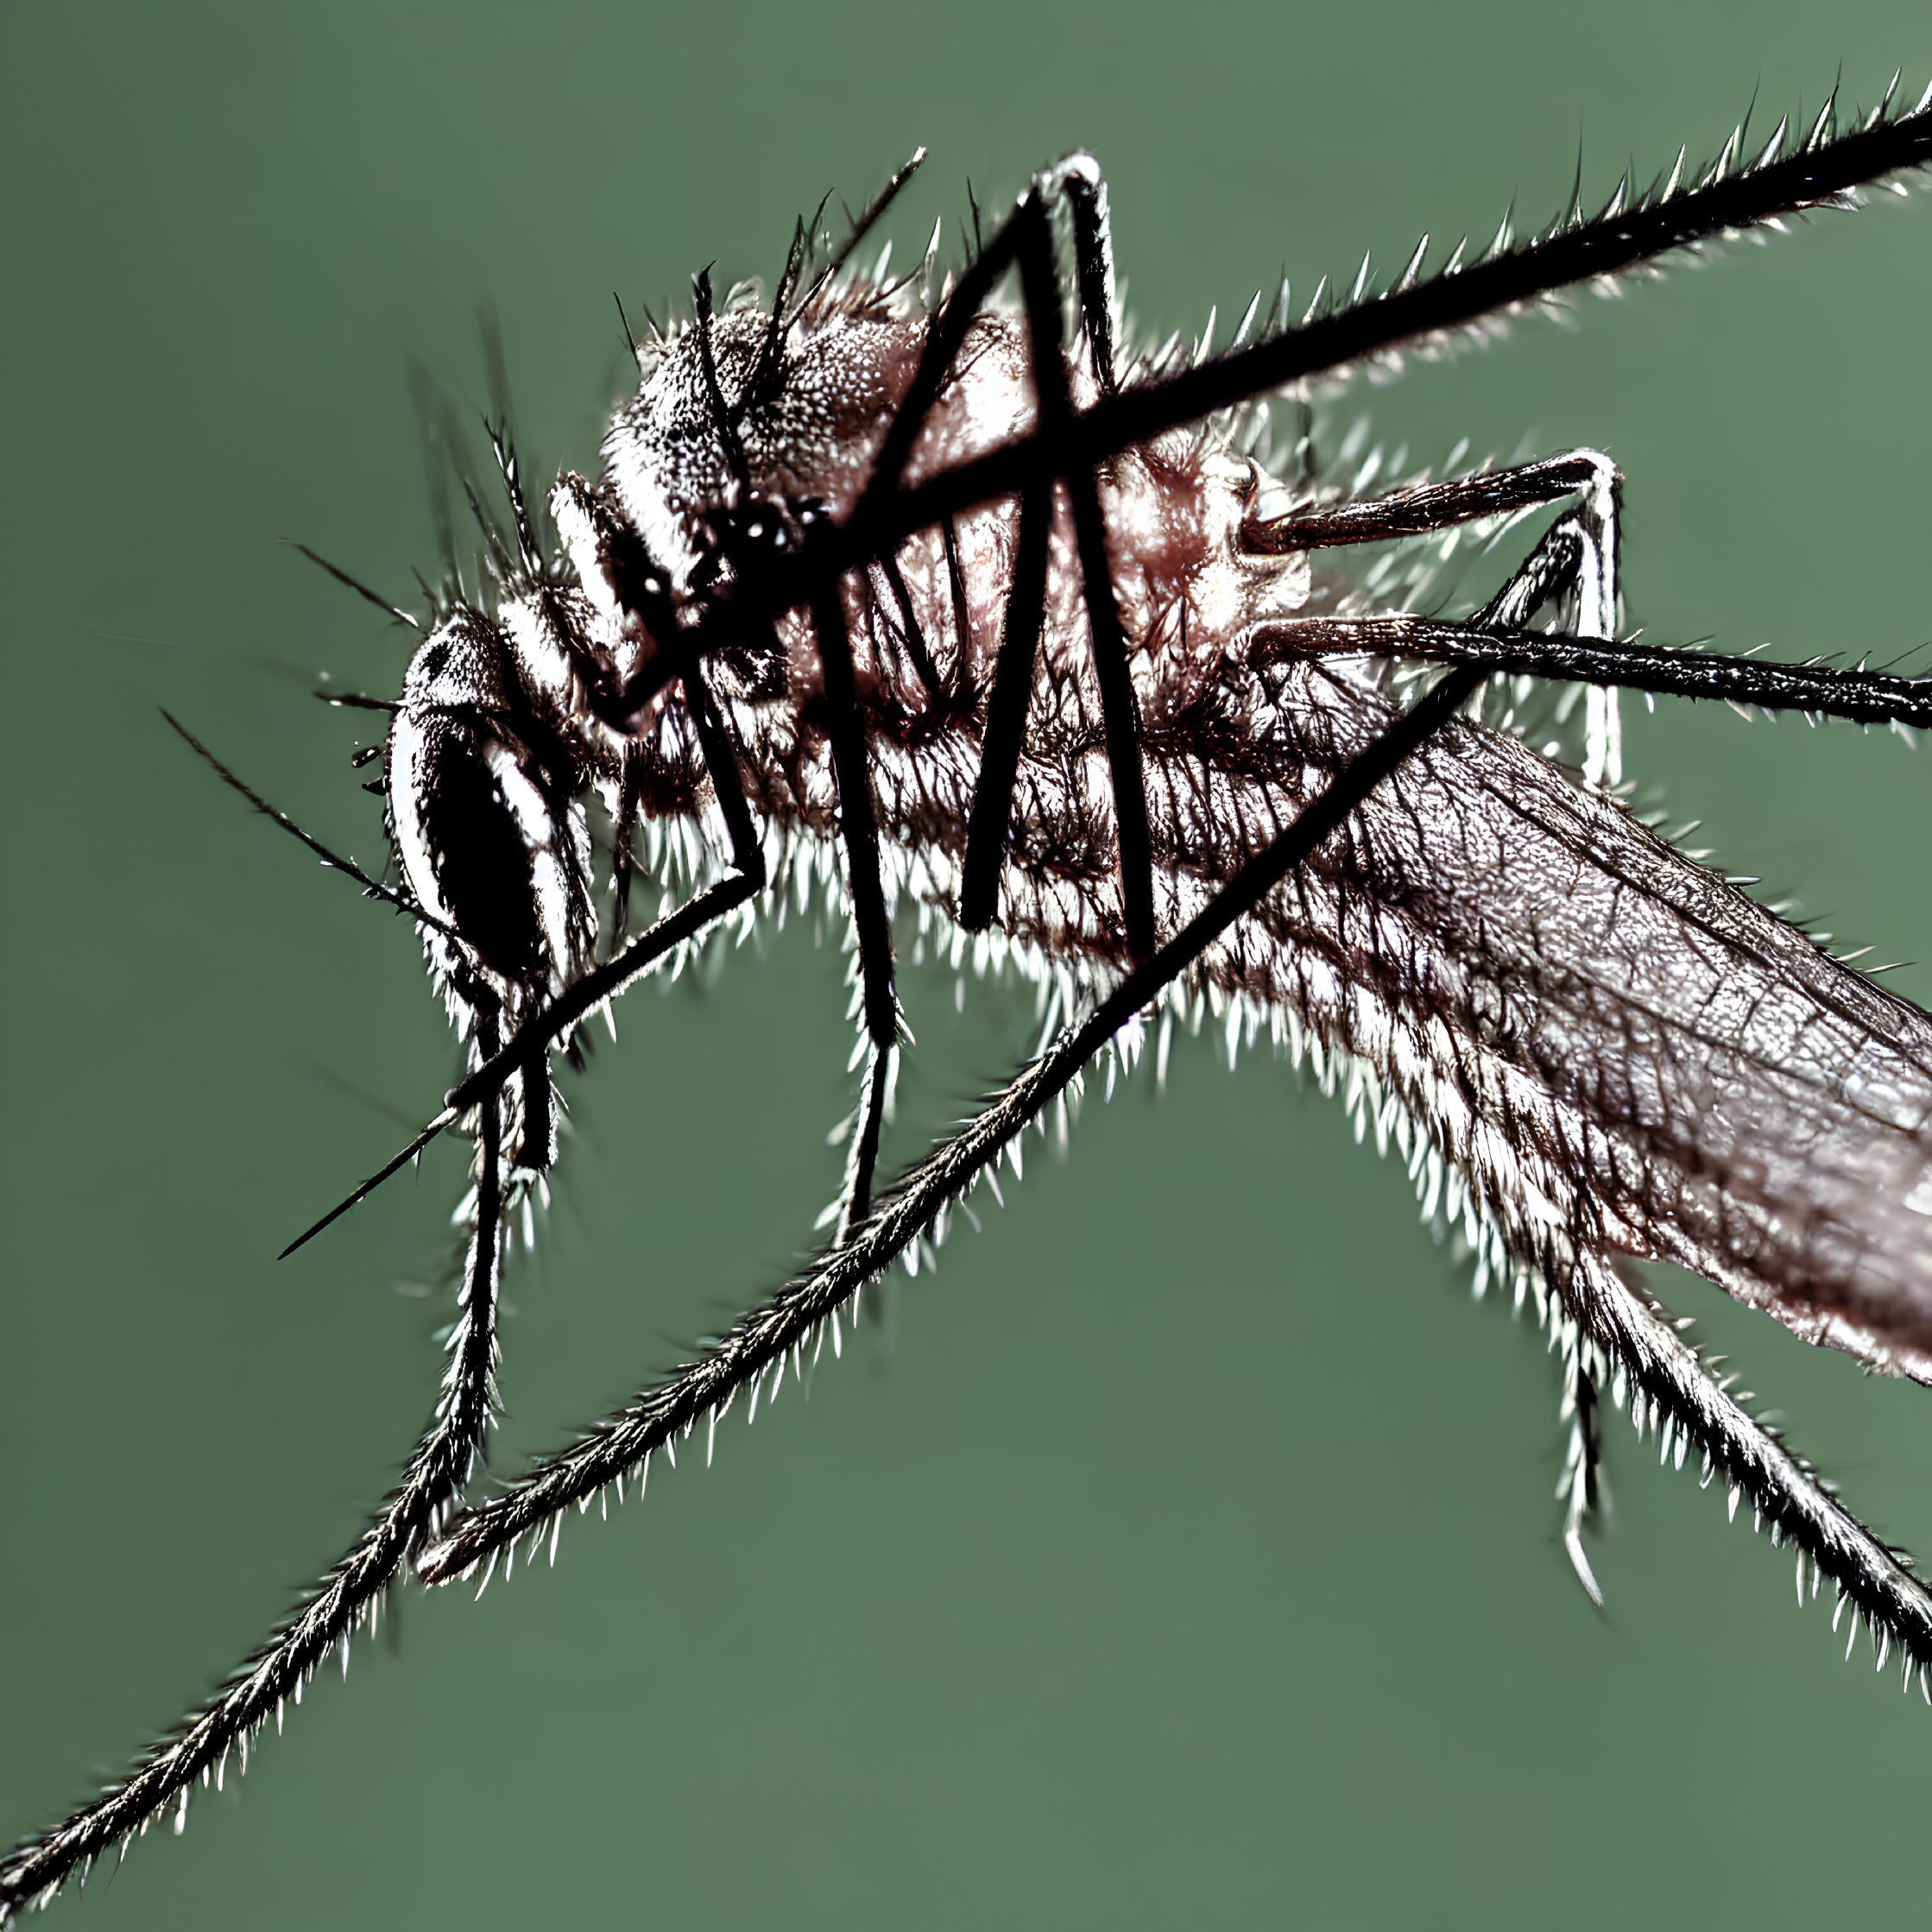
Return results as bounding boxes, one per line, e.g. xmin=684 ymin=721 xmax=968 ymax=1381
xmin=5 ymin=3 xmax=1932 ymax=1926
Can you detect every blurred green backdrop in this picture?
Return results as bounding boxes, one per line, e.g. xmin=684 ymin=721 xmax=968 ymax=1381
xmin=4 ymin=4 xmax=1932 ymax=1927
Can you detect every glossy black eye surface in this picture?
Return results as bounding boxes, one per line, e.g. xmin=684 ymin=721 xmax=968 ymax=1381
xmin=396 ymin=718 xmax=550 ymax=985
xmin=386 ymin=610 xmax=597 ymax=1005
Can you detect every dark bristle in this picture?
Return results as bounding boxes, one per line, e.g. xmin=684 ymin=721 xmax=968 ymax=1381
xmin=287 ymin=540 xmax=420 ymax=630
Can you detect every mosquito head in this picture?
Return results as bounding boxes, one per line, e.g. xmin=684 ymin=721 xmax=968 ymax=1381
xmin=388 ymin=603 xmax=597 ymax=1011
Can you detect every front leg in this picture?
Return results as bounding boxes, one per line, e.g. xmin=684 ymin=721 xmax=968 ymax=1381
xmin=811 ymin=580 xmax=903 ymax=1236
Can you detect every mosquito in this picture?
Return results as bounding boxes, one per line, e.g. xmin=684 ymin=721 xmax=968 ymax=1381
xmin=5 ymin=78 xmax=1932 ymax=1923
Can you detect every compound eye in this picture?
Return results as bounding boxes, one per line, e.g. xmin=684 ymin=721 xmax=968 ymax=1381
xmin=388 ymin=716 xmax=542 ymax=981
xmin=388 ymin=622 xmax=591 ymax=994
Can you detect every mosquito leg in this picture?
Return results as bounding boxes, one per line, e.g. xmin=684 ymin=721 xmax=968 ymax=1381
xmin=1044 ymin=153 xmax=1120 ymax=396
xmin=875 ymin=549 xmax=944 ymax=700
xmin=1462 ymin=509 xmax=1607 ymax=635
xmin=1457 ymin=503 xmax=1629 ymax=1608
xmin=1248 ymin=429 xmax=1923 ymax=730
xmin=958 ymin=447 xmax=1053 ymax=931
xmin=1013 ymin=181 xmax=1156 ymax=953
xmin=682 ymin=659 xmax=766 ymax=887
xmin=0 ymin=1035 xmax=510 ymax=1917
xmin=817 ymin=183 xmax=1031 ymax=950
xmin=956 ymin=193 xmax=1068 ymax=931
xmin=1265 ymin=609 xmax=1932 ymax=734
xmin=940 ymin=515 xmax=975 ymax=679
xmin=1254 ymin=449 xmax=1625 ymax=785
xmin=607 ymin=748 xmax=642 ymax=957
xmin=959 ymin=186 xmax=1156 ymax=953
xmin=856 ymin=97 xmax=1932 ymax=584
xmin=628 ymin=445 xmax=901 ymax=1240
xmin=626 ymin=173 xmax=1139 ymax=957
xmin=1558 ymin=1354 xmax=1606 ymax=1608
xmin=1283 ymin=508 xmax=1927 ymax=1613
xmin=839 ymin=173 xmax=1155 ymax=950
xmin=517 ymin=1038 xmax=554 ymax=1173
xmin=1248 ymin=451 xmax=1621 ymax=554
xmin=1566 ymin=1250 xmax=1932 ymax=1678
xmin=811 ymin=579 xmax=900 ymax=1227
xmin=859 ymin=200 xmax=1030 ymax=514
xmin=834 ymin=1039 xmax=895 ymax=1243
xmin=704 ymin=199 xmax=926 ymax=1229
